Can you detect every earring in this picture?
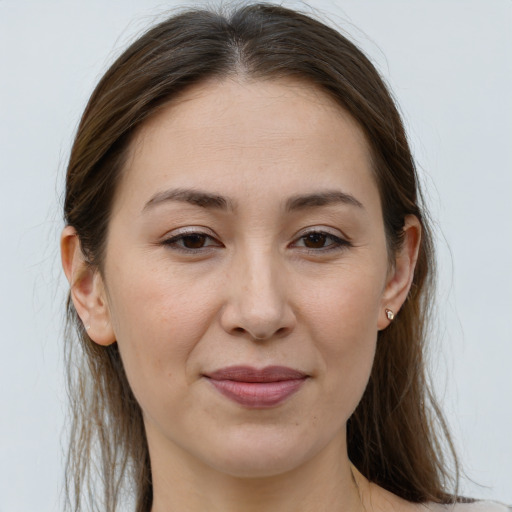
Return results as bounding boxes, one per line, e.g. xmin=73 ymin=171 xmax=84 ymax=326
xmin=85 ymin=324 xmax=91 ymax=331
xmin=385 ymin=309 xmax=395 ymax=321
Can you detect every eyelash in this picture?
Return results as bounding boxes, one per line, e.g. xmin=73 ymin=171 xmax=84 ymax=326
xmin=160 ymin=230 xmax=222 ymax=254
xmin=291 ymin=230 xmax=352 ymax=253
xmin=160 ymin=229 xmax=352 ymax=254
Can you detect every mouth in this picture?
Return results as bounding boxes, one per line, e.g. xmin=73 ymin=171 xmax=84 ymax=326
xmin=204 ymin=366 xmax=308 ymax=408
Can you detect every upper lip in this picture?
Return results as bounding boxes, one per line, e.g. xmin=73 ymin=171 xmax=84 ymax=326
xmin=205 ymin=365 xmax=307 ymax=382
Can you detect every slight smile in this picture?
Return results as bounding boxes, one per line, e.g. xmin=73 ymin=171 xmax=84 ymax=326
xmin=204 ymin=366 xmax=309 ymax=408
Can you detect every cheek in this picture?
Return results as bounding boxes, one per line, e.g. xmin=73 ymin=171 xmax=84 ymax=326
xmin=300 ymin=264 xmax=384 ymax=409
xmin=103 ymin=255 xmax=222 ymax=407
xmin=107 ymin=250 xmax=219 ymax=340
xmin=301 ymin=260 xmax=384 ymax=341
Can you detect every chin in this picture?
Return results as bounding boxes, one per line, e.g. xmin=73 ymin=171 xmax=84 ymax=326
xmin=200 ymin=424 xmax=332 ymax=479
xmin=210 ymin=451 xmax=308 ymax=479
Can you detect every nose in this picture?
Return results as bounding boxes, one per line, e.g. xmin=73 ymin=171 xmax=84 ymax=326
xmin=220 ymin=248 xmax=296 ymax=341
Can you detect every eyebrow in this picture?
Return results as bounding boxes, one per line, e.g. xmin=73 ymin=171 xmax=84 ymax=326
xmin=285 ymin=191 xmax=364 ymax=212
xmin=143 ymin=188 xmax=234 ymax=212
xmin=142 ymin=187 xmax=364 ymax=213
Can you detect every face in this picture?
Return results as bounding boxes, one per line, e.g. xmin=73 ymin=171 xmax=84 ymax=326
xmin=90 ymin=78 xmax=404 ymax=478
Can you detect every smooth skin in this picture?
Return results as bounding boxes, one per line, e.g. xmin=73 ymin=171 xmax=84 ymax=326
xmin=62 ymin=78 xmax=422 ymax=512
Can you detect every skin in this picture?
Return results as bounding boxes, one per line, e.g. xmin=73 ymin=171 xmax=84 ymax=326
xmin=62 ymin=78 xmax=421 ymax=512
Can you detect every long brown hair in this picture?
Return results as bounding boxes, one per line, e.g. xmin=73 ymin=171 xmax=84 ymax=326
xmin=63 ymin=3 xmax=458 ymax=510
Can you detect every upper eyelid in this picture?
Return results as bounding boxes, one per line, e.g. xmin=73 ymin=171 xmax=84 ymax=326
xmin=293 ymin=226 xmax=350 ymax=241
xmin=292 ymin=233 xmax=348 ymax=247
xmin=159 ymin=228 xmax=222 ymax=250
xmin=160 ymin=232 xmax=222 ymax=253
xmin=162 ymin=226 xmax=219 ymax=239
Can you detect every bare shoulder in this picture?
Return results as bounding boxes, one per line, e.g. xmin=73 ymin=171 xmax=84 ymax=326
xmin=422 ymin=502 xmax=512 ymax=512
xmin=355 ymin=470 xmax=510 ymax=512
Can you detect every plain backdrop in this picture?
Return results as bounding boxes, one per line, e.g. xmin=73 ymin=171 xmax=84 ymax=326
xmin=0 ymin=1 xmax=511 ymax=510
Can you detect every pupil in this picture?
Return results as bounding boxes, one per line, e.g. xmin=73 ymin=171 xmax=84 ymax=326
xmin=183 ymin=234 xmax=206 ymax=249
xmin=304 ymin=233 xmax=326 ymax=248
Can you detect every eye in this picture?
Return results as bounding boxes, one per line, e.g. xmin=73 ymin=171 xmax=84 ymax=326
xmin=292 ymin=230 xmax=351 ymax=252
xmin=161 ymin=230 xmax=223 ymax=253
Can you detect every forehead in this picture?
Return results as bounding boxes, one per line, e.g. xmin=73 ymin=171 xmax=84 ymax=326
xmin=134 ymin=76 xmax=369 ymax=156
xmin=117 ymin=77 xmax=377 ymax=213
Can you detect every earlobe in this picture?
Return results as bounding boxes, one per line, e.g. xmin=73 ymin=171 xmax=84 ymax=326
xmin=61 ymin=226 xmax=116 ymax=346
xmin=378 ymin=215 xmax=421 ymax=330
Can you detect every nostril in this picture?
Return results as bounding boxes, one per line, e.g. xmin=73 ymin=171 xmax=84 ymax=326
xmin=253 ymin=326 xmax=290 ymax=341
xmin=275 ymin=327 xmax=289 ymax=337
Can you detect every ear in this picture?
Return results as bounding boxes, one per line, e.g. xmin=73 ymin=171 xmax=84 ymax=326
xmin=61 ymin=226 xmax=116 ymax=346
xmin=378 ymin=215 xmax=421 ymax=330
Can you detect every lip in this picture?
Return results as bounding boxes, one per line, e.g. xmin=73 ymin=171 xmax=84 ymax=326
xmin=204 ymin=366 xmax=308 ymax=408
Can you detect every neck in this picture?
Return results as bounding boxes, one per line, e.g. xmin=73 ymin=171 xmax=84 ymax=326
xmin=149 ymin=428 xmax=362 ymax=512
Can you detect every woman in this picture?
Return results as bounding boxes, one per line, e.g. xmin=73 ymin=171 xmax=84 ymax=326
xmin=60 ymin=3 xmax=510 ymax=511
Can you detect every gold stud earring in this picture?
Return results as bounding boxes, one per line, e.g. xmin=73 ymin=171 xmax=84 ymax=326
xmin=385 ymin=309 xmax=395 ymax=321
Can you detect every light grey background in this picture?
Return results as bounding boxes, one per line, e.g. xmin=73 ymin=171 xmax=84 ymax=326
xmin=1 ymin=1 xmax=510 ymax=510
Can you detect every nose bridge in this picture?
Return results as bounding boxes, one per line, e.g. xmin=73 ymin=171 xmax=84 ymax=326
xmin=244 ymin=244 xmax=279 ymax=306
xmin=223 ymin=241 xmax=294 ymax=340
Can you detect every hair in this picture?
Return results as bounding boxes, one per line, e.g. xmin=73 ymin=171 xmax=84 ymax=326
xmin=63 ymin=3 xmax=459 ymax=511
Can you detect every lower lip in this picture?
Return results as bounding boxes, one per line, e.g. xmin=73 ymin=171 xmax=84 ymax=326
xmin=207 ymin=378 xmax=306 ymax=408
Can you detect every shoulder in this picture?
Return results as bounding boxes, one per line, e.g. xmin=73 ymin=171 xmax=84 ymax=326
xmin=423 ymin=502 xmax=512 ymax=512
